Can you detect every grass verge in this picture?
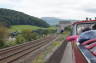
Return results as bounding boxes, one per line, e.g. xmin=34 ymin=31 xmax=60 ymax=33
xmin=32 ymin=41 xmax=62 ymax=63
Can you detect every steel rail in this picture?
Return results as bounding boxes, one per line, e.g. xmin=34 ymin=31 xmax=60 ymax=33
xmin=0 ymin=35 xmax=57 ymax=63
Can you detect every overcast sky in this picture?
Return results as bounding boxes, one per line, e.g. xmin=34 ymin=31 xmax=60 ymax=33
xmin=0 ymin=0 xmax=96 ymax=20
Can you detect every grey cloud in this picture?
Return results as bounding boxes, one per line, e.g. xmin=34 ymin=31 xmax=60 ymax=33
xmin=84 ymin=8 xmax=96 ymax=13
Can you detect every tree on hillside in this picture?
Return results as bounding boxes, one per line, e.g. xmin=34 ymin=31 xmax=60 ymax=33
xmin=64 ymin=26 xmax=72 ymax=31
xmin=0 ymin=8 xmax=49 ymax=27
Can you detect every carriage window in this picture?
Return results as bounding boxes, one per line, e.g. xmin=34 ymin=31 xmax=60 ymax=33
xmin=76 ymin=23 xmax=94 ymax=35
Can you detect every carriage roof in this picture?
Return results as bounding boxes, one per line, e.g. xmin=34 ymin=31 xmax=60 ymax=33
xmin=73 ymin=20 xmax=96 ymax=25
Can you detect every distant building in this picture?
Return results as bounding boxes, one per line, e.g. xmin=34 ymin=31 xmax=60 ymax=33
xmin=57 ymin=21 xmax=72 ymax=33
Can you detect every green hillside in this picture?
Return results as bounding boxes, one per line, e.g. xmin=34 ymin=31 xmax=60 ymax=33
xmin=9 ymin=25 xmax=44 ymax=32
xmin=0 ymin=8 xmax=49 ymax=27
xmin=9 ymin=25 xmax=57 ymax=32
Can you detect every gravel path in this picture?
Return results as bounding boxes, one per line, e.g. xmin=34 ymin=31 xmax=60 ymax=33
xmin=60 ymin=42 xmax=75 ymax=63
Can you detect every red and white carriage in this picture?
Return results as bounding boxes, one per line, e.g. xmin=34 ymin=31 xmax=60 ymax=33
xmin=67 ymin=20 xmax=96 ymax=63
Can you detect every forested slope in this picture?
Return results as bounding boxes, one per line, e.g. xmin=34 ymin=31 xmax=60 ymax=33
xmin=0 ymin=8 xmax=49 ymax=27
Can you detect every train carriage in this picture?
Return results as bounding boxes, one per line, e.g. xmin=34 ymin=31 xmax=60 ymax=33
xmin=67 ymin=20 xmax=96 ymax=63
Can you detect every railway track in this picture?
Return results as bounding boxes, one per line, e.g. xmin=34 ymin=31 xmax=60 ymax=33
xmin=0 ymin=34 xmax=58 ymax=63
